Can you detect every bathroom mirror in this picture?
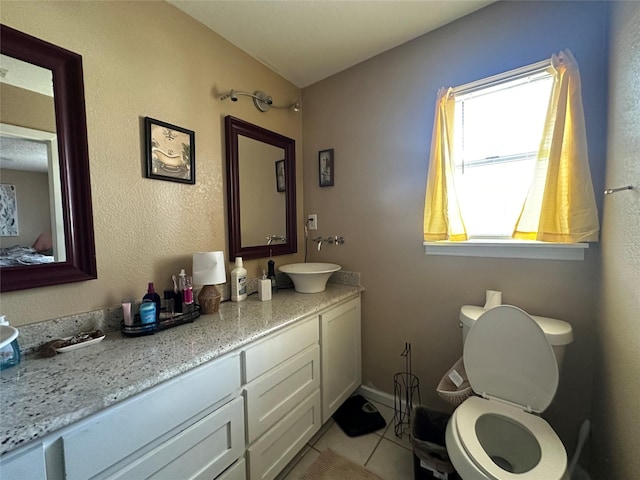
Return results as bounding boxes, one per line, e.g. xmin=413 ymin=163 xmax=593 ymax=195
xmin=0 ymin=24 xmax=97 ymax=292
xmin=225 ymin=116 xmax=297 ymax=260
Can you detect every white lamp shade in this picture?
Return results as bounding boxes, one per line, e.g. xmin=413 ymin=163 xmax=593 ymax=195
xmin=193 ymin=251 xmax=226 ymax=285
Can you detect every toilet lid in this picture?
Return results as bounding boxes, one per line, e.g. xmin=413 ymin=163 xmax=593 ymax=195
xmin=464 ymin=305 xmax=559 ymax=413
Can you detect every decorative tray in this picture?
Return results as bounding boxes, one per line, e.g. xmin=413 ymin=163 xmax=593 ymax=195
xmin=121 ymin=303 xmax=201 ymax=337
xmin=55 ymin=334 xmax=106 ymax=353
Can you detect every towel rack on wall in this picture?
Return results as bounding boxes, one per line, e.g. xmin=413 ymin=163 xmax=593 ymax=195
xmin=604 ymin=185 xmax=633 ymax=195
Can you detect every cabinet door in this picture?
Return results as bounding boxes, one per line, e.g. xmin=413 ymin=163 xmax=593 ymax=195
xmin=217 ymin=458 xmax=246 ymax=480
xmin=320 ymin=297 xmax=361 ymax=423
xmin=0 ymin=441 xmax=46 ymax=480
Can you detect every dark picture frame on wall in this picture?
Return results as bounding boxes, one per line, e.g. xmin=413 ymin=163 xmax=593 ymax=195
xmin=275 ymin=159 xmax=285 ymax=192
xmin=319 ymin=148 xmax=334 ymax=187
xmin=144 ymin=117 xmax=195 ymax=184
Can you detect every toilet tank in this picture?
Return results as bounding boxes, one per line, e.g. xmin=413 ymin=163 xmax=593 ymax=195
xmin=459 ymin=305 xmax=573 ymax=370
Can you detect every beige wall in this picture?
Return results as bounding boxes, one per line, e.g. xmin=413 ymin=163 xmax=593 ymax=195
xmin=0 ymin=83 xmax=56 ymax=132
xmin=0 ymin=1 xmax=303 ymax=324
xmin=593 ymin=1 xmax=640 ymax=477
xmin=302 ymin=0 xmax=608 ymax=455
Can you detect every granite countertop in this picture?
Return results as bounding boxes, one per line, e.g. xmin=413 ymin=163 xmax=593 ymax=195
xmin=0 ymin=284 xmax=361 ymax=456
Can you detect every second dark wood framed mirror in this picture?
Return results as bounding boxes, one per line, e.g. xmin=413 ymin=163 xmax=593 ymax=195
xmin=225 ymin=116 xmax=297 ymax=260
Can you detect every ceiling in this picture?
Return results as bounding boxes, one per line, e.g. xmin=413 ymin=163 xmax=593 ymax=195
xmin=168 ymin=0 xmax=494 ymax=88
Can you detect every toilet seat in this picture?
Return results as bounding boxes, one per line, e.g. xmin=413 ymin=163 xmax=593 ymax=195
xmin=453 ymin=396 xmax=567 ymax=479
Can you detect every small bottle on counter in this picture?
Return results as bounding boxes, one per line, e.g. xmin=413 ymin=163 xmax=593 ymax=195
xmin=139 ymin=300 xmax=156 ymax=325
xmin=231 ymin=257 xmax=247 ymax=302
xmin=142 ymin=282 xmax=161 ymax=322
xmin=258 ymin=269 xmax=272 ymax=301
xmin=267 ymin=258 xmax=277 ymax=293
xmin=163 ymin=290 xmax=175 ymax=318
xmin=179 ymin=269 xmax=193 ymax=305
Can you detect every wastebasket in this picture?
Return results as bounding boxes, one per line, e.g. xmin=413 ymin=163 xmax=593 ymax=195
xmin=411 ymin=406 xmax=459 ymax=480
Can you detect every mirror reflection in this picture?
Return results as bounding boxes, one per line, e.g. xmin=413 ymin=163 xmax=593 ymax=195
xmin=238 ymin=135 xmax=286 ymax=247
xmin=0 ymin=55 xmax=66 ymax=267
xmin=225 ymin=115 xmax=297 ymax=261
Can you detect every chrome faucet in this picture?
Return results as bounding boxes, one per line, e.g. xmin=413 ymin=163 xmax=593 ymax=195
xmin=312 ymin=236 xmax=344 ymax=251
xmin=266 ymin=234 xmax=286 ymax=245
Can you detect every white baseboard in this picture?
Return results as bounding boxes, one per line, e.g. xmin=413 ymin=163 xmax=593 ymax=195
xmin=357 ymin=384 xmax=424 ymax=412
xmin=356 ymin=385 xmax=395 ymax=408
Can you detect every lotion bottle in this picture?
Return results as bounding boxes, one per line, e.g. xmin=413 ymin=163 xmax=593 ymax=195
xmin=231 ymin=257 xmax=247 ymax=302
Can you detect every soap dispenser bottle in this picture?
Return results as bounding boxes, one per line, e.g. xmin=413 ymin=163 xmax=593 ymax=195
xmin=231 ymin=257 xmax=247 ymax=302
xmin=258 ymin=270 xmax=272 ymax=301
xmin=267 ymin=258 xmax=277 ymax=293
xmin=0 ymin=316 xmax=21 ymax=370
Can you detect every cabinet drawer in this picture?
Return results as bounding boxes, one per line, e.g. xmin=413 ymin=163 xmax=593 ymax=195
xmin=245 ymin=345 xmax=320 ymax=443
xmin=110 ymin=396 xmax=245 ymax=480
xmin=243 ymin=317 xmax=318 ymax=383
xmin=62 ymin=353 xmax=241 ymax=480
xmin=217 ymin=458 xmax=246 ymax=480
xmin=247 ymin=390 xmax=321 ymax=480
xmin=0 ymin=441 xmax=46 ymax=480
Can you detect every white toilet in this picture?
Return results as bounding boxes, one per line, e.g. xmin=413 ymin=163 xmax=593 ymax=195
xmin=445 ymin=304 xmax=574 ymax=480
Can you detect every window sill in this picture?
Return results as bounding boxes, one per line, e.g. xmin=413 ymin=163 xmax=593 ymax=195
xmin=423 ymin=239 xmax=588 ymax=261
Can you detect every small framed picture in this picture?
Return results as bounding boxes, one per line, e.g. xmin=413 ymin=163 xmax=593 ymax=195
xmin=275 ymin=159 xmax=285 ymax=192
xmin=319 ymin=149 xmax=334 ymax=187
xmin=145 ymin=117 xmax=195 ymax=184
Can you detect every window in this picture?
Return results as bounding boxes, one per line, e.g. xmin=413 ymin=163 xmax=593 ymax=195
xmin=423 ymin=50 xmax=599 ymax=260
xmin=452 ymin=70 xmax=554 ymax=238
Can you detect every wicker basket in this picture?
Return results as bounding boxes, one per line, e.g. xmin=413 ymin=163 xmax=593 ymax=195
xmin=437 ymin=357 xmax=472 ymax=406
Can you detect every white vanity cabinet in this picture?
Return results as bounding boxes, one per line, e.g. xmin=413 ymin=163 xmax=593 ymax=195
xmin=320 ymin=296 xmax=362 ymax=423
xmin=0 ymin=441 xmax=46 ymax=479
xmin=243 ymin=317 xmax=322 ymax=480
xmin=61 ymin=352 xmax=245 ymax=480
xmin=0 ymin=289 xmax=362 ymax=480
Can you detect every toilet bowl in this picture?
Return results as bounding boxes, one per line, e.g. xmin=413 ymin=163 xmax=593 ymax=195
xmin=445 ymin=305 xmax=570 ymax=480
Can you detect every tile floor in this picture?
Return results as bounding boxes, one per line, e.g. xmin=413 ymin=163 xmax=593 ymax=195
xmin=277 ymin=399 xmax=416 ymax=480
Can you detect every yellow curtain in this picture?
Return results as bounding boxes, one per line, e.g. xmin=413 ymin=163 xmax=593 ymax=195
xmin=423 ymin=87 xmax=467 ymax=241
xmin=513 ymin=49 xmax=599 ymax=242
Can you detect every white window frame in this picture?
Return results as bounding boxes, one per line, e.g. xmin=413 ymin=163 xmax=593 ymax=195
xmin=423 ymin=60 xmax=589 ymax=261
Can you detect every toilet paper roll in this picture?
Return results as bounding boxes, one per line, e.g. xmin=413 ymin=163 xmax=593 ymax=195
xmin=484 ymin=290 xmax=502 ymax=309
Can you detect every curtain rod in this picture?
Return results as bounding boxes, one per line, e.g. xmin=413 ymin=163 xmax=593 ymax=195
xmin=452 ymin=59 xmax=551 ymax=97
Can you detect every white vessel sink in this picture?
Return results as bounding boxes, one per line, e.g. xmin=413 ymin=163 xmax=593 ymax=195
xmin=0 ymin=325 xmax=18 ymax=349
xmin=279 ymin=263 xmax=341 ymax=293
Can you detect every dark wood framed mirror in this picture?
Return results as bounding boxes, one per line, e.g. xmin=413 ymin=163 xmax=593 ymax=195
xmin=0 ymin=24 xmax=96 ymax=292
xmin=225 ymin=116 xmax=297 ymax=260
